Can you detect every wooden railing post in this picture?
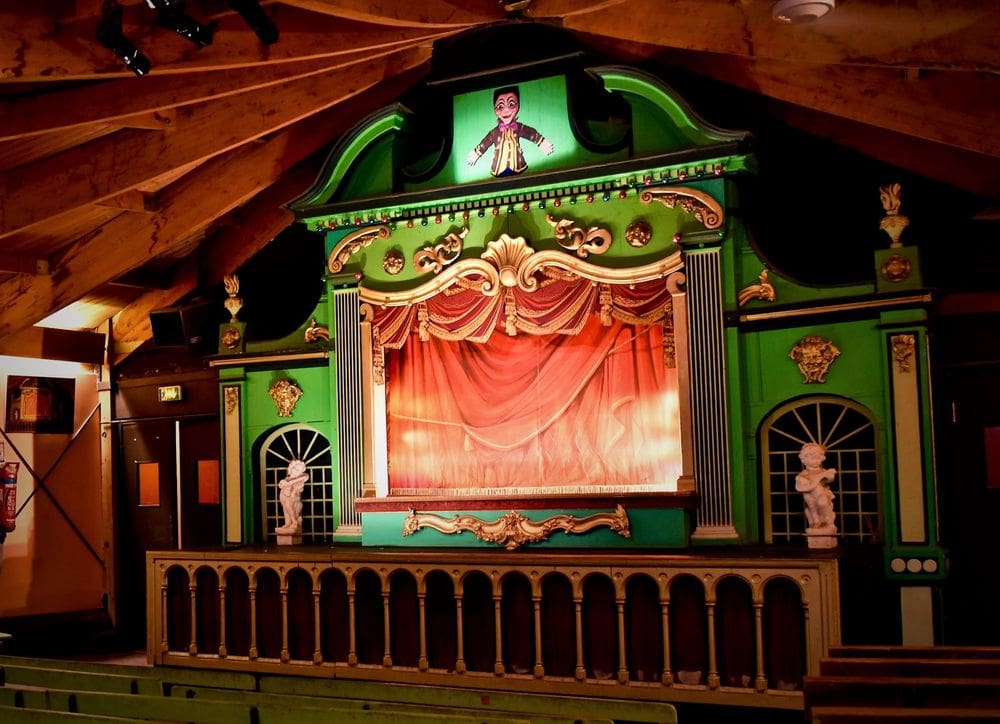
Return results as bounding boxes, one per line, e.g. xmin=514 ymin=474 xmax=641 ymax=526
xmin=280 ymin=581 xmax=290 ymax=663
xmin=418 ymin=592 xmax=429 ymax=671
xmin=347 ymin=587 xmax=358 ymax=666
xmin=455 ymin=587 xmax=466 ymax=674
xmin=218 ymin=580 xmax=228 ymax=658
xmin=382 ymin=590 xmax=393 ymax=667
xmin=248 ymin=573 xmax=258 ymax=660
xmin=313 ymin=587 xmax=323 ymax=664
xmin=706 ymin=598 xmax=720 ymax=689
xmin=616 ymin=597 xmax=628 ymax=684
xmin=188 ymin=575 xmax=197 ymax=655
xmin=574 ymin=597 xmax=585 ymax=681
xmin=159 ymin=578 xmax=168 ymax=655
xmin=532 ymin=595 xmax=544 ymax=678
xmin=661 ymin=589 xmax=673 ymax=685
xmin=493 ymin=593 xmax=504 ymax=676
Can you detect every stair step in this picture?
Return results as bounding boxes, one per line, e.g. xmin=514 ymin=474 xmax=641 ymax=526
xmin=819 ymin=656 xmax=1000 ymax=678
xmin=811 ymin=705 xmax=1000 ymax=723
xmin=804 ymin=675 xmax=1000 ymax=710
xmin=827 ymin=646 xmax=1000 ymax=660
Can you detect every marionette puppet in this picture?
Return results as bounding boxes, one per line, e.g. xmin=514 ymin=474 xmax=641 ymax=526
xmin=466 ymin=86 xmax=554 ymax=176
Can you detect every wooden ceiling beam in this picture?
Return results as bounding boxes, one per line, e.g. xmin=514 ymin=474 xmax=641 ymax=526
xmin=0 ymin=49 xmax=400 ymax=141
xmin=0 ymin=326 xmax=106 ymax=366
xmin=0 ymin=6 xmax=450 ymax=81
xmin=0 ymin=252 xmax=49 ymax=275
xmin=658 ymin=53 xmax=1000 ymax=159
xmin=769 ymin=102 xmax=1000 ymax=201
xmin=112 ymin=158 xmax=320 ymax=347
xmin=0 ymin=44 xmax=432 ymax=239
xmin=559 ymin=0 xmax=1000 ymax=72
xmin=272 ymin=0 xmax=500 ymax=28
xmin=0 ymin=66 xmax=427 ymax=342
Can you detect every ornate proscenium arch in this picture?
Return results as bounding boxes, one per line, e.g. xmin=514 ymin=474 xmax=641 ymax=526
xmin=358 ymin=234 xmax=685 ymax=307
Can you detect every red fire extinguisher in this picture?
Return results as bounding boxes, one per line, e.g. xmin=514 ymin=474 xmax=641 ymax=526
xmin=1 ymin=450 xmax=18 ymax=533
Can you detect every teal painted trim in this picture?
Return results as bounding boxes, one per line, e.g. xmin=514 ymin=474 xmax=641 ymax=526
xmin=361 ymin=508 xmax=689 ymax=548
xmin=290 ymin=106 xmax=408 ymax=212
xmin=299 ymin=155 xmax=749 ymax=228
xmin=594 ymin=66 xmax=748 ymax=147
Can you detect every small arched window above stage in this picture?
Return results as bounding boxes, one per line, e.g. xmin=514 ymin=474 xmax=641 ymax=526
xmin=760 ymin=396 xmax=882 ymax=545
xmin=256 ymin=424 xmax=335 ymax=543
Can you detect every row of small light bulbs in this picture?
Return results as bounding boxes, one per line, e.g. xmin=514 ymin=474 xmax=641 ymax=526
xmin=316 ymin=164 xmax=726 ymax=232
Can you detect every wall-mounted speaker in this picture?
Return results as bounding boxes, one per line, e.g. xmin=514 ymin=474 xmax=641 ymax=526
xmin=149 ymin=300 xmax=216 ymax=348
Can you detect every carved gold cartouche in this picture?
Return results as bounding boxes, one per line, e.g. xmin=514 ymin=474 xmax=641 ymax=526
xmin=402 ymin=505 xmax=631 ymax=550
xmin=268 ymin=379 xmax=303 ymax=417
xmin=789 ymin=336 xmax=841 ymax=384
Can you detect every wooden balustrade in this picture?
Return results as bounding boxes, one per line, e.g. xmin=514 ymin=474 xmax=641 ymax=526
xmin=148 ymin=549 xmax=839 ymax=709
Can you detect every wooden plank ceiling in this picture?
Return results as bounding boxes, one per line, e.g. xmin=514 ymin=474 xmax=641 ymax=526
xmin=0 ymin=0 xmax=996 ymax=365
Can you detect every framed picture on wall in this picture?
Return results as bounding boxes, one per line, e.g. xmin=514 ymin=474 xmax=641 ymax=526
xmin=4 ymin=376 xmax=75 ymax=434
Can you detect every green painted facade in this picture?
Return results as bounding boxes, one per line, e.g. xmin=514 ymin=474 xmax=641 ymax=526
xmin=214 ymin=56 xmax=943 ymax=579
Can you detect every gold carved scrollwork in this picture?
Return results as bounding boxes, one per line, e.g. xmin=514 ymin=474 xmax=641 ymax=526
xmin=639 ymin=186 xmax=724 ymax=230
xmin=879 ymin=183 xmax=909 ymax=248
xmin=328 ymin=225 xmax=391 ymax=274
xmin=372 ymin=325 xmax=385 ymax=385
xmin=414 ymin=227 xmax=468 ymax=274
xmin=268 ymin=379 xmax=303 ymax=417
xmin=625 ymin=219 xmax=653 ymax=248
xmin=383 ymin=249 xmax=404 ymax=276
xmin=598 ymin=284 xmax=613 ymax=326
xmin=545 ymin=214 xmax=612 ymax=257
xmin=224 ymin=387 xmax=239 ymax=415
xmin=892 ymin=334 xmax=916 ymax=373
xmin=221 ymin=326 xmax=242 ymax=350
xmin=304 ymin=318 xmax=329 ymax=344
xmin=223 ymin=274 xmax=243 ymax=322
xmin=402 ymin=505 xmax=631 ymax=550
xmin=789 ymin=336 xmax=841 ymax=384
xmin=359 ymin=234 xmax=684 ymax=308
xmin=663 ymin=332 xmax=676 ymax=369
xmin=738 ymin=269 xmax=776 ymax=307
xmin=881 ymin=254 xmax=912 ymax=283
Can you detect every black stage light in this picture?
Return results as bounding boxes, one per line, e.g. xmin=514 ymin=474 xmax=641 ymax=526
xmin=97 ymin=0 xmax=152 ymax=76
xmin=225 ymin=0 xmax=279 ymax=45
xmin=145 ymin=0 xmax=214 ymax=47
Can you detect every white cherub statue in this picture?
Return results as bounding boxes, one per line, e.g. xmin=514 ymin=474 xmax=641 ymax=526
xmin=795 ymin=443 xmax=837 ymax=547
xmin=275 ymin=459 xmax=308 ymax=536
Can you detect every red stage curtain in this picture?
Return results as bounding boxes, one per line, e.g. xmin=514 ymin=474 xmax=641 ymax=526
xmin=385 ymin=314 xmax=681 ymax=494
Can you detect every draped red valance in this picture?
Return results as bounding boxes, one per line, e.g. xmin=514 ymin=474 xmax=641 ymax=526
xmin=372 ymin=275 xmax=675 ymax=349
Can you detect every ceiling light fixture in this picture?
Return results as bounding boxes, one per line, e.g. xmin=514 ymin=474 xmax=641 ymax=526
xmin=772 ymin=0 xmax=835 ymax=23
xmin=97 ymin=0 xmax=152 ymax=76
xmin=145 ymin=0 xmax=214 ymax=47
xmin=225 ymin=0 xmax=279 ymax=45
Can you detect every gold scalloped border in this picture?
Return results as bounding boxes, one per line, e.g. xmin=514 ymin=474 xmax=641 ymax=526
xmin=402 ymin=505 xmax=631 ymax=550
xmin=360 ymin=234 xmax=683 ymax=307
